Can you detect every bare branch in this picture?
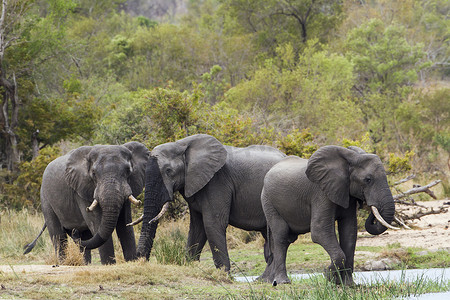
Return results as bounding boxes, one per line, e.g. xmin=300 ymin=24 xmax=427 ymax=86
xmin=392 ymin=174 xmax=416 ymax=186
xmin=400 ymin=206 xmax=448 ymax=221
xmin=393 ymin=180 xmax=442 ymax=201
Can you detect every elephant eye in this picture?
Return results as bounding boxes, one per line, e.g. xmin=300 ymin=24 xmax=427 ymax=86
xmin=165 ymin=168 xmax=173 ymax=176
xmin=364 ymin=177 xmax=372 ymax=184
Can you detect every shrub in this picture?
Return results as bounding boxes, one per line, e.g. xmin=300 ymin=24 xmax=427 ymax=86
xmin=154 ymin=225 xmax=191 ymax=266
xmin=277 ymin=128 xmax=318 ymax=158
xmin=1 ymin=146 xmax=60 ymax=209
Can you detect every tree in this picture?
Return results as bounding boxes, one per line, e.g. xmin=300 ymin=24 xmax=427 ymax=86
xmin=0 ymin=0 xmax=33 ymax=171
xmin=0 ymin=0 xmax=76 ymax=172
xmin=219 ymin=0 xmax=343 ymax=55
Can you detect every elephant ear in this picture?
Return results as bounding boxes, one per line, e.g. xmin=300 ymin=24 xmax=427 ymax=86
xmin=64 ymin=146 xmax=95 ymax=201
xmin=123 ymin=141 xmax=150 ymax=196
xmin=305 ymin=146 xmax=358 ymax=209
xmin=179 ymin=134 xmax=228 ymax=198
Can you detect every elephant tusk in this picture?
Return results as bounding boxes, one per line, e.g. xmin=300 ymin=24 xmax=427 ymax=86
xmin=149 ymin=202 xmax=170 ymax=224
xmin=371 ymin=206 xmax=400 ymax=230
xmin=127 ymin=214 xmax=144 ymax=227
xmin=129 ymin=195 xmax=141 ymax=206
xmin=394 ymin=215 xmax=411 ymax=230
xmin=86 ymin=199 xmax=98 ymax=212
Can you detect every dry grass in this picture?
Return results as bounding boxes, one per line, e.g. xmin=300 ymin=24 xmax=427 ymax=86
xmin=1 ymin=210 xmax=450 ymax=299
xmin=62 ymin=239 xmax=86 ymax=266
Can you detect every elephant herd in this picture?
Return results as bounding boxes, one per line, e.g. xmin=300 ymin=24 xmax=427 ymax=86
xmin=24 ymin=134 xmax=399 ymax=285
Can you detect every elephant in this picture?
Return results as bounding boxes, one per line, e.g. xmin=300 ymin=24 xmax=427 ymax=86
xmin=134 ymin=134 xmax=286 ymax=271
xmin=258 ymin=145 xmax=399 ymax=285
xmin=24 ymin=142 xmax=149 ymax=265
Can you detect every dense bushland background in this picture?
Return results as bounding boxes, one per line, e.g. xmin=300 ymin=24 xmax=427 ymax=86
xmin=0 ymin=0 xmax=449 ymax=210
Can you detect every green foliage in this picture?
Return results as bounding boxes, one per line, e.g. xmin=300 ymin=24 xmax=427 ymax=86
xmin=200 ymin=65 xmax=230 ymax=104
xmin=1 ymin=0 xmax=449 ymax=210
xmin=276 ymin=128 xmax=318 ymax=158
xmin=96 ymin=85 xmax=276 ymax=149
xmin=2 ymin=146 xmax=60 ymax=209
xmin=154 ymin=226 xmax=191 ymax=266
xmin=346 ymin=18 xmax=427 ymax=94
xmin=387 ymin=151 xmax=415 ymax=175
xmin=219 ymin=0 xmax=344 ymax=55
xmin=226 ymin=40 xmax=362 ymax=143
xmin=18 ymin=95 xmax=102 ymax=159
xmin=341 ymin=132 xmax=374 ymax=153
xmin=136 ymin=16 xmax=157 ymax=28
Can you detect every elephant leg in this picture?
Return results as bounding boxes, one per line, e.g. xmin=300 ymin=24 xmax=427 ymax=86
xmin=268 ymin=220 xmax=292 ymax=284
xmin=310 ymin=211 xmax=347 ymax=285
xmin=202 ymin=211 xmax=230 ymax=271
xmin=257 ymin=226 xmax=275 ymax=283
xmin=186 ymin=208 xmax=207 ymax=261
xmin=43 ymin=203 xmax=67 ymax=263
xmin=79 ymin=230 xmax=92 ymax=264
xmin=98 ymin=236 xmax=116 ymax=265
xmin=116 ymin=202 xmax=137 ymax=261
xmin=336 ymin=201 xmax=357 ymax=285
xmin=260 ymin=228 xmax=270 ymax=263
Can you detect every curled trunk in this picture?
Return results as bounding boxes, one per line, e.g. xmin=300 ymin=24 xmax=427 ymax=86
xmin=81 ymin=207 xmax=120 ymax=249
xmin=137 ymin=156 xmax=171 ymax=259
xmin=365 ymin=194 xmax=396 ymax=235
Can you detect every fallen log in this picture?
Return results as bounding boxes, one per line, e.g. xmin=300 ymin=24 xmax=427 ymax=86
xmin=399 ymin=206 xmax=448 ymax=221
xmin=393 ymin=180 xmax=441 ymax=201
xmin=392 ymin=179 xmax=445 ymax=226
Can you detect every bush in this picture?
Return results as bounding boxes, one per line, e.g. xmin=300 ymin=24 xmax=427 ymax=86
xmin=1 ymin=146 xmax=60 ymax=210
xmin=276 ymin=128 xmax=318 ymax=158
xmin=154 ymin=225 xmax=191 ymax=266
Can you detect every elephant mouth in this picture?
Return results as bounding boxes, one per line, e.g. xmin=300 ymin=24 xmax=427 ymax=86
xmin=369 ymin=206 xmax=399 ymax=230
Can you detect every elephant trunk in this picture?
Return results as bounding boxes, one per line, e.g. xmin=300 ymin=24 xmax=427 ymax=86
xmin=364 ymin=190 xmax=396 ymax=235
xmin=81 ymin=207 xmax=120 ymax=250
xmin=137 ymin=156 xmax=171 ymax=259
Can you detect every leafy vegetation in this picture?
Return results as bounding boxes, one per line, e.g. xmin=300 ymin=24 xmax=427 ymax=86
xmin=1 ymin=0 xmax=448 ymax=207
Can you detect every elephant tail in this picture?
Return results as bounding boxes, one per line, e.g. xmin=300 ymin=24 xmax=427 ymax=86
xmin=23 ymin=223 xmax=47 ymax=255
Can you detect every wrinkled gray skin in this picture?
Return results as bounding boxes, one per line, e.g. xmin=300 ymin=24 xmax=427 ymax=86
xmin=137 ymin=134 xmax=286 ymax=271
xmin=259 ymin=146 xmax=396 ymax=285
xmin=39 ymin=142 xmax=149 ymax=264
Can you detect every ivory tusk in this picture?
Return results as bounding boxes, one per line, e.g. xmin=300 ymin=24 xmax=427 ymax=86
xmin=149 ymin=202 xmax=170 ymax=224
xmin=394 ymin=215 xmax=411 ymax=230
xmin=371 ymin=206 xmax=400 ymax=230
xmin=126 ymin=214 xmax=144 ymax=227
xmin=86 ymin=199 xmax=98 ymax=212
xmin=129 ymin=195 xmax=141 ymax=206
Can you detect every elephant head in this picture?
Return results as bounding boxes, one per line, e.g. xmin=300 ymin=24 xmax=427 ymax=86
xmin=136 ymin=134 xmax=227 ymax=259
xmin=305 ymin=145 xmax=397 ymax=235
xmin=64 ymin=142 xmax=149 ymax=249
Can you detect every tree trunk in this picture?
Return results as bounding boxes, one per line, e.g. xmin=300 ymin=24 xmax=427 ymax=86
xmin=31 ymin=130 xmax=40 ymax=159
xmin=0 ymin=75 xmax=20 ymax=172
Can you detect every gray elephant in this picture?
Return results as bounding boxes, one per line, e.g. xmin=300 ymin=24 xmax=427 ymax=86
xmin=24 ymin=142 xmax=149 ymax=264
xmin=259 ymin=145 xmax=398 ymax=285
xmin=134 ymin=134 xmax=286 ymax=271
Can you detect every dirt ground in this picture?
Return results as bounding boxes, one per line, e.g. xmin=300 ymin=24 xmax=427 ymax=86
xmin=357 ymin=199 xmax=450 ymax=250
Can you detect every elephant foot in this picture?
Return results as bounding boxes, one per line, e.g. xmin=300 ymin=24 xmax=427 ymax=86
xmin=273 ymin=275 xmax=291 ymax=285
xmin=325 ymin=266 xmax=354 ymax=286
xmin=255 ymin=274 xmax=273 ymax=284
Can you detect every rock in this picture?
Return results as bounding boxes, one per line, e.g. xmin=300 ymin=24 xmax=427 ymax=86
xmin=362 ymin=258 xmax=401 ymax=271
xmin=417 ymin=250 xmax=429 ymax=256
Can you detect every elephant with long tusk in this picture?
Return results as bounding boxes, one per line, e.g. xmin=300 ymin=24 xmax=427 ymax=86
xmin=24 ymin=142 xmax=149 ymax=265
xmin=258 ymin=145 xmax=401 ymax=286
xmin=136 ymin=134 xmax=287 ymax=271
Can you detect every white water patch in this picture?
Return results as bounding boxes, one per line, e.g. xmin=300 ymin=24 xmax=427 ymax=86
xmin=234 ymin=268 xmax=450 ymax=284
